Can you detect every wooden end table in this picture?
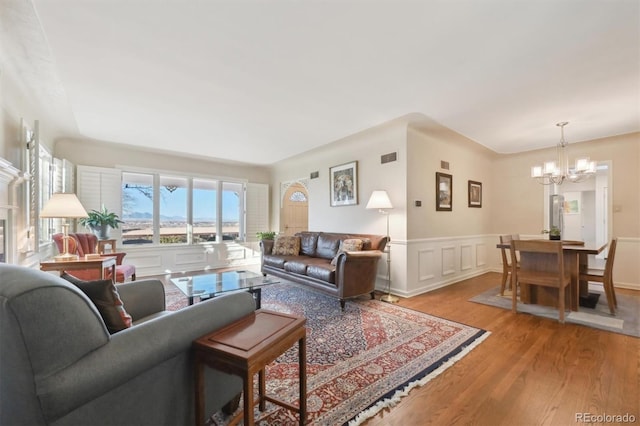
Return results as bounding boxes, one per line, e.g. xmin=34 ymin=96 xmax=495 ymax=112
xmin=40 ymin=256 xmax=117 ymax=280
xmin=97 ymin=239 xmax=117 ymax=254
xmin=193 ymin=309 xmax=307 ymax=426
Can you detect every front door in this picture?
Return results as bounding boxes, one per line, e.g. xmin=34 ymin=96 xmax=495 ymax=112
xmin=281 ymin=182 xmax=309 ymax=236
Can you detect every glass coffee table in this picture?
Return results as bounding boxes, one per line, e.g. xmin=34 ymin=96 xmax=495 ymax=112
xmin=170 ymin=270 xmax=279 ymax=308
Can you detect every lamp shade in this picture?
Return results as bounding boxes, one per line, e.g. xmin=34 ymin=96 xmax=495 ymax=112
xmin=366 ymin=190 xmax=393 ymax=210
xmin=40 ymin=193 xmax=88 ymax=218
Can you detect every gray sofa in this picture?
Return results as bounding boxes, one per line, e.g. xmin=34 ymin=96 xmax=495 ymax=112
xmin=0 ymin=264 xmax=256 ymax=426
xmin=260 ymin=232 xmax=388 ymax=309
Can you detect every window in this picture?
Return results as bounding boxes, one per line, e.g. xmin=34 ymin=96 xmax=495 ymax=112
xmin=159 ymin=176 xmax=188 ymax=244
xmin=122 ymin=173 xmax=154 ymax=245
xmin=193 ymin=179 xmax=217 ymax=243
xmin=120 ymin=172 xmax=246 ymax=245
xmin=222 ymin=182 xmax=242 ymax=241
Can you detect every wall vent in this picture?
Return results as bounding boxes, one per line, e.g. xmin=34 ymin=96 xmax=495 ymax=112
xmin=310 ymin=171 xmax=319 ymax=179
xmin=441 ymin=161 xmax=450 ymax=170
xmin=381 ymin=152 xmax=397 ymax=164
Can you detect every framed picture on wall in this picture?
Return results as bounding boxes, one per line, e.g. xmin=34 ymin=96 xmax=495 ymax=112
xmin=436 ymin=172 xmax=452 ymax=211
xmin=468 ymin=180 xmax=482 ymax=208
xmin=330 ymin=161 xmax=358 ymax=206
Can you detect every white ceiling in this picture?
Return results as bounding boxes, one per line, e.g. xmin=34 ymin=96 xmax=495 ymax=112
xmin=3 ymin=0 xmax=639 ymax=165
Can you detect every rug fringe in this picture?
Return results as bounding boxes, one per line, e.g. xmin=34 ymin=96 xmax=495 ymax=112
xmin=348 ymin=331 xmax=491 ymax=426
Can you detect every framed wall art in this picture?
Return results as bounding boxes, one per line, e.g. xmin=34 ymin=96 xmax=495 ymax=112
xmin=436 ymin=172 xmax=452 ymax=211
xmin=468 ymin=180 xmax=482 ymax=208
xmin=330 ymin=161 xmax=358 ymax=206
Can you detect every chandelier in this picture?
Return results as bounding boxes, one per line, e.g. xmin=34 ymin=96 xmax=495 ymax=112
xmin=531 ymin=122 xmax=596 ymax=185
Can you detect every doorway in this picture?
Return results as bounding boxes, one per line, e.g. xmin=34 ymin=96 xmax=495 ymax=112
xmin=544 ymin=162 xmax=611 ymax=268
xmin=280 ymin=181 xmax=309 ymax=236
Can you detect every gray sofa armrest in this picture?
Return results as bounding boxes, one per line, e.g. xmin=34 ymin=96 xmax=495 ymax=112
xmin=36 ymin=291 xmax=256 ymax=423
xmin=116 ymin=279 xmax=166 ymax=321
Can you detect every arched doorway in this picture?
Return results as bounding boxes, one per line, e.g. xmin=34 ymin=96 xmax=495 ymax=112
xmin=280 ymin=181 xmax=309 ymax=236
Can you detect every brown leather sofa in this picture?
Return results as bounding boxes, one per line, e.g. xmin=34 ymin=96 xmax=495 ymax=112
xmin=260 ymin=232 xmax=388 ymax=309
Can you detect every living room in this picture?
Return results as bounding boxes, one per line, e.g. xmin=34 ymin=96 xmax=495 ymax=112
xmin=1 ymin=1 xmax=639 ymax=425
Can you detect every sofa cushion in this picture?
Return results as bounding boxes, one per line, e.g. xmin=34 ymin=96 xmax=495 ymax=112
xmin=306 ymin=264 xmax=336 ymax=285
xmin=273 ymin=235 xmax=301 ymax=256
xmin=331 ymin=238 xmax=364 ymax=265
xmin=298 ymin=232 xmax=320 ymax=256
xmin=284 ymin=260 xmax=309 ymax=275
xmin=61 ymin=273 xmax=133 ymax=334
xmin=263 ymin=254 xmax=291 ymax=269
xmin=315 ymin=233 xmax=343 ymax=260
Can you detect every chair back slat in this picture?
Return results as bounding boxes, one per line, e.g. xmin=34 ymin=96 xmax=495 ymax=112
xmin=512 ymin=240 xmax=565 ymax=280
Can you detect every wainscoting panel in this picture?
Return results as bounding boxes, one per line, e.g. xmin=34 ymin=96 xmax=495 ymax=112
xmin=175 ymin=251 xmax=206 ymax=265
xmin=460 ymin=244 xmax=473 ymax=271
xmin=399 ymin=235 xmax=501 ymax=298
xmin=441 ymin=246 xmax=456 ymax=276
xmin=476 ymin=243 xmax=487 ymax=267
xmin=124 ymin=242 xmax=260 ymax=277
xmin=417 ymin=248 xmax=435 ymax=281
xmin=127 ymin=254 xmax=163 ymax=269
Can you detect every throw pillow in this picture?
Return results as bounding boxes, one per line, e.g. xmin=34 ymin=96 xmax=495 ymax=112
xmin=272 ymin=236 xmax=301 ymax=256
xmin=331 ymin=238 xmax=364 ymax=266
xmin=61 ymin=273 xmax=133 ymax=334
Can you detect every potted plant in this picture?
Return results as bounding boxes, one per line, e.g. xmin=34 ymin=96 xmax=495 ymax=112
xmin=256 ymin=231 xmax=277 ymax=241
xmin=79 ymin=206 xmax=124 ymax=240
xmin=542 ymin=226 xmax=561 ymax=240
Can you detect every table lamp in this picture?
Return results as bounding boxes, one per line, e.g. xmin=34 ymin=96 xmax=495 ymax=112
xmin=40 ymin=193 xmax=88 ymax=261
xmin=366 ymin=190 xmax=398 ymax=303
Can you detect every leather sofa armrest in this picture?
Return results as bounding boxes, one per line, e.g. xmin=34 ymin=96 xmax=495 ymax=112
xmin=117 ymin=279 xmax=166 ymax=321
xmin=335 ymin=250 xmax=384 ymax=298
xmin=36 ymin=291 xmax=256 ymax=423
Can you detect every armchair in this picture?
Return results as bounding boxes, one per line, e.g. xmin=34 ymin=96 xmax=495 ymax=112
xmin=53 ymin=233 xmax=136 ymax=282
xmin=0 ymin=263 xmax=256 ymax=425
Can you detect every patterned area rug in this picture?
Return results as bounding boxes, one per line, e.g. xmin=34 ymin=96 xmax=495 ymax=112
xmin=165 ymin=281 xmax=489 ymax=425
xmin=469 ymin=285 xmax=640 ymax=338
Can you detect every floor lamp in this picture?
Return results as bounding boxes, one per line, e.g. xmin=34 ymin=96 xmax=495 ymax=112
xmin=366 ymin=190 xmax=398 ymax=303
xmin=40 ymin=193 xmax=88 ymax=261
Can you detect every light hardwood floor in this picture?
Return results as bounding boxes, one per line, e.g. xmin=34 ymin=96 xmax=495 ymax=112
xmin=365 ymin=272 xmax=640 ymax=426
xmin=154 ymin=269 xmax=639 ymax=426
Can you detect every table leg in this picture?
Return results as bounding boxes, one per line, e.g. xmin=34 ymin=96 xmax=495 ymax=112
xmin=299 ymin=335 xmax=307 ymax=426
xmin=194 ymin=357 xmax=204 ymax=426
xmin=243 ymin=374 xmax=254 ymax=426
xmin=248 ymin=288 xmax=262 ymax=309
xmin=259 ymin=369 xmax=266 ymax=411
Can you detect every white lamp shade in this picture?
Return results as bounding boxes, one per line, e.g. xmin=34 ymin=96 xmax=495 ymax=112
xmin=366 ymin=190 xmax=393 ymax=210
xmin=40 ymin=193 xmax=88 ymax=218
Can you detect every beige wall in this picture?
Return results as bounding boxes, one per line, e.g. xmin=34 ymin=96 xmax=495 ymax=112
xmin=55 ymin=138 xmax=270 ymax=183
xmin=491 ymin=132 xmax=640 ymax=238
xmin=269 ymin=116 xmax=409 ymax=239
xmin=406 ymin=117 xmax=496 ymax=239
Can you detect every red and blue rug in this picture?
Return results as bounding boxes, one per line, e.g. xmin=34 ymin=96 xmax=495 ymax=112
xmin=165 ymin=281 xmax=489 ymax=425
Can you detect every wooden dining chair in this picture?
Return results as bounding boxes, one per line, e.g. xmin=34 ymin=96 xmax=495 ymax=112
xmin=511 ymin=240 xmax=571 ymax=323
xmin=580 ymin=238 xmax=618 ymax=314
xmin=499 ymin=234 xmax=520 ymax=296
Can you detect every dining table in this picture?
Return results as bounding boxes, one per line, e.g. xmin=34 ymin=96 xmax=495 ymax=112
xmin=496 ymin=239 xmax=608 ymax=311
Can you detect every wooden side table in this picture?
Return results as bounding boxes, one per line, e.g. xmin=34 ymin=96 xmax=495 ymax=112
xmin=193 ymin=309 xmax=307 ymax=426
xmin=40 ymin=256 xmax=117 ymax=280
xmin=97 ymin=239 xmax=117 ymax=254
